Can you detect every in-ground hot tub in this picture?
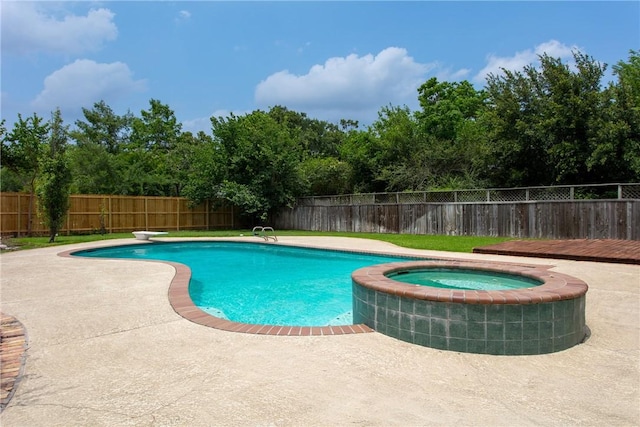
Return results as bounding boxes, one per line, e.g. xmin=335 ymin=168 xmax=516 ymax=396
xmin=352 ymin=260 xmax=588 ymax=355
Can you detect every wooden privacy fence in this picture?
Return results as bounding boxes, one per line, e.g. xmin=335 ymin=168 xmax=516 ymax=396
xmin=274 ymin=200 xmax=640 ymax=240
xmin=0 ymin=193 xmax=237 ymax=236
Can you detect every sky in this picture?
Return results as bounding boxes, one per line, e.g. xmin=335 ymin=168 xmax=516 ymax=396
xmin=2 ymin=1 xmax=639 ymax=134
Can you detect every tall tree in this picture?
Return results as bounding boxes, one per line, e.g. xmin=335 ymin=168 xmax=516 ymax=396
xmin=588 ymin=50 xmax=640 ymax=181
xmin=70 ymin=100 xmax=132 ymax=154
xmin=166 ymin=131 xmax=214 ymax=197
xmin=36 ymin=108 xmax=72 ymax=242
xmin=127 ymin=99 xmax=183 ymax=195
xmin=68 ymin=101 xmax=132 ymax=194
xmin=338 ymin=127 xmax=387 ymax=193
xmin=130 ymin=99 xmax=181 ymax=151
xmin=416 ymin=78 xmax=486 ymax=141
xmin=267 ymin=105 xmax=345 ymax=158
xmin=300 ymin=157 xmax=352 ymax=195
xmin=483 ymin=51 xmax=610 ymax=186
xmin=2 ymin=113 xmax=49 ymax=235
xmin=189 ymin=111 xmax=305 ymax=222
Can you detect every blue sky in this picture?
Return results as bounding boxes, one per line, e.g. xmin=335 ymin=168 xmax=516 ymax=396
xmin=2 ymin=1 xmax=639 ymax=134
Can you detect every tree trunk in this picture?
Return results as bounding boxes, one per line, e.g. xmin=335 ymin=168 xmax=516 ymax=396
xmin=48 ymin=228 xmax=56 ymax=243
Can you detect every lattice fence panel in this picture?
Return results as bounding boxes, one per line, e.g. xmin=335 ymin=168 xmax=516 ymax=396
xmin=573 ymin=185 xmax=618 ymax=200
xmin=456 ymin=190 xmax=487 ymax=202
xmin=374 ymin=193 xmax=398 ymax=204
xmin=529 ymin=187 xmax=572 ymax=200
xmin=398 ymin=192 xmax=425 ymax=204
xmin=425 ymin=192 xmax=455 ymax=202
xmin=621 ymin=184 xmax=640 ymax=199
xmin=489 ymin=189 xmax=528 ymax=202
xmin=352 ymin=194 xmax=374 ymax=205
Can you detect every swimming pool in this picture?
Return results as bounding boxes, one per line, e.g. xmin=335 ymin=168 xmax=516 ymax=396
xmin=74 ymin=241 xmax=417 ymax=327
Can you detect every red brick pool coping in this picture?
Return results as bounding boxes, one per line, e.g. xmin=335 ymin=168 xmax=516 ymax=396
xmin=352 ymin=260 xmax=588 ymax=304
xmin=164 ymin=261 xmax=373 ymax=336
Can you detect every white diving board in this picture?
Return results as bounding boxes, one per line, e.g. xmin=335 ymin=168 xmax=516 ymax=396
xmin=132 ymin=231 xmax=168 ymax=241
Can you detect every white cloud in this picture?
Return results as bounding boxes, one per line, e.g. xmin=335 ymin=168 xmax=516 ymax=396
xmin=176 ymin=10 xmax=191 ymax=23
xmin=31 ymin=59 xmax=146 ymax=113
xmin=1 ymin=2 xmax=117 ymax=55
xmin=255 ymin=47 xmax=434 ymax=124
xmin=474 ymin=40 xmax=579 ymax=84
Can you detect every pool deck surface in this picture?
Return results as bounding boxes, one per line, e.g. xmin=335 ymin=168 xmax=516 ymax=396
xmin=1 ymin=236 xmax=639 ymax=426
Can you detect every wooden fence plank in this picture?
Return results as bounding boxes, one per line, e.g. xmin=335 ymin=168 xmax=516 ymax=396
xmin=0 ymin=193 xmax=237 ymax=236
xmin=274 ymin=200 xmax=640 ymax=240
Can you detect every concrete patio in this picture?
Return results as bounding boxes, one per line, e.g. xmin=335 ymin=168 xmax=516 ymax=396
xmin=1 ymin=236 xmax=638 ymax=426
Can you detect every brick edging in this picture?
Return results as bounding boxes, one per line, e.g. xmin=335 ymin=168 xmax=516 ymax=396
xmin=0 ymin=313 xmax=28 ymax=412
xmin=165 ymin=261 xmax=373 ymax=335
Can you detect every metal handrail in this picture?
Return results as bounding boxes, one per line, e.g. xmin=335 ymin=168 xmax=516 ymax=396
xmin=252 ymin=226 xmax=278 ymax=242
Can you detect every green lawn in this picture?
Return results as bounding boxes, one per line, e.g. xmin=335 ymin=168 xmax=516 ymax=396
xmin=1 ymin=230 xmax=514 ymax=253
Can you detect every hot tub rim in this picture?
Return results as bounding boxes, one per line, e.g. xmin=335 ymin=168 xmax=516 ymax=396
xmin=351 ymin=260 xmax=588 ymax=305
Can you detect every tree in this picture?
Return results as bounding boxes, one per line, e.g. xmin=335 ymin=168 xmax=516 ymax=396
xmin=190 ymin=111 xmax=305 ymax=222
xmin=371 ymin=105 xmax=423 ymax=191
xmin=482 ymin=51 xmax=610 ymax=186
xmin=127 ymin=99 xmax=183 ymax=195
xmin=2 ymin=113 xmax=49 ymax=235
xmin=413 ymin=78 xmax=488 ymax=189
xmin=267 ymin=105 xmax=345 ymax=158
xmin=130 ymin=99 xmax=181 ymax=151
xmin=68 ymin=142 xmax=118 ymax=194
xmin=68 ymin=100 xmax=132 ymax=194
xmin=36 ymin=109 xmax=72 ymax=243
xmin=588 ymin=50 xmax=640 ymax=181
xmin=0 ymin=120 xmax=22 ymax=191
xmin=300 ymin=157 xmax=352 ymax=195
xmin=338 ymin=128 xmax=387 ymax=193
xmin=416 ymin=78 xmax=486 ymax=141
xmin=70 ymin=100 xmax=132 ymax=154
xmin=166 ymin=131 xmax=214 ymax=197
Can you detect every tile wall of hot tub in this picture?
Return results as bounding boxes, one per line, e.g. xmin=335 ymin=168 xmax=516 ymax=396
xmin=352 ymin=260 xmax=588 ymax=355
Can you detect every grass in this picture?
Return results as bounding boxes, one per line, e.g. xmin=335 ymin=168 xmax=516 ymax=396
xmin=1 ymin=230 xmax=514 ymax=253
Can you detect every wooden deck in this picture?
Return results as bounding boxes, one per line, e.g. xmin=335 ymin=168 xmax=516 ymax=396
xmin=474 ymin=239 xmax=640 ymax=265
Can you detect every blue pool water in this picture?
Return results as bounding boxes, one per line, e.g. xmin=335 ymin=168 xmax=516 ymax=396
xmin=387 ymin=268 xmax=542 ymax=291
xmin=75 ymin=241 xmax=416 ymax=326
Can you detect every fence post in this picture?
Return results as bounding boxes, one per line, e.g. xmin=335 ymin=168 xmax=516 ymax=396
xmin=17 ymin=194 xmax=22 ymax=237
xmin=176 ymin=197 xmax=180 ymax=231
xmin=486 ymin=190 xmax=490 ymax=202
xmin=570 ymin=186 xmax=575 ymax=200
xmin=618 ymin=185 xmax=623 ymax=200
xmin=66 ymin=205 xmax=71 ymax=235
xmin=206 ymin=200 xmax=210 ymax=230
